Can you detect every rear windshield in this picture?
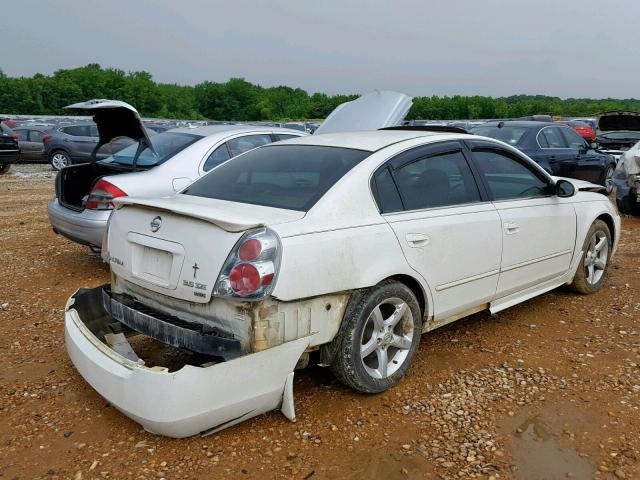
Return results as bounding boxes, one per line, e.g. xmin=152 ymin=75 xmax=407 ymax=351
xmin=471 ymin=126 xmax=528 ymax=146
xmin=104 ymin=132 xmax=201 ymax=167
xmin=183 ymin=145 xmax=370 ymax=211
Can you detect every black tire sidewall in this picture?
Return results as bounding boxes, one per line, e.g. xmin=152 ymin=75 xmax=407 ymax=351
xmin=338 ymin=281 xmax=422 ymax=393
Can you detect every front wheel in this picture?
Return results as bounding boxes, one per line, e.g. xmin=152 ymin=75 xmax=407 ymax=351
xmin=570 ymin=220 xmax=611 ymax=294
xmin=330 ymin=280 xmax=422 ymax=393
xmin=602 ymin=165 xmax=615 ymax=195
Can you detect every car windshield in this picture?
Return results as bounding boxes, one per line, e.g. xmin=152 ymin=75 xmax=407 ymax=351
xmin=104 ymin=132 xmax=201 ymax=167
xmin=183 ymin=145 xmax=370 ymax=211
xmin=471 ymin=126 xmax=528 ymax=146
xmin=601 ymin=131 xmax=640 ymax=140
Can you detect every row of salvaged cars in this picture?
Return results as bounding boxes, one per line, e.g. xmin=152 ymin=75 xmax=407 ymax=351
xmin=8 ymin=93 xmax=626 ymax=437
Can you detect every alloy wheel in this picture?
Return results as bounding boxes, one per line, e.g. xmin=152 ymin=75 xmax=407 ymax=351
xmin=584 ymin=231 xmax=608 ymax=286
xmin=604 ymin=166 xmax=614 ymax=195
xmin=51 ymin=153 xmax=69 ymax=170
xmin=360 ymin=297 xmax=414 ymax=379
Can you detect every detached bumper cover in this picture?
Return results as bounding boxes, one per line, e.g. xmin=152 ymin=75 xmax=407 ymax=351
xmin=65 ymin=287 xmax=311 ymax=438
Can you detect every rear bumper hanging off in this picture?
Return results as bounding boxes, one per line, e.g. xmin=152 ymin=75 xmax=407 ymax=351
xmin=64 ymin=286 xmax=311 ymax=438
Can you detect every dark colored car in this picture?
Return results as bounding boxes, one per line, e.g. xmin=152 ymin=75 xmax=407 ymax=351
xmin=471 ymin=121 xmax=616 ymax=194
xmin=0 ymin=121 xmax=20 ymax=174
xmin=14 ymin=126 xmax=53 ymax=162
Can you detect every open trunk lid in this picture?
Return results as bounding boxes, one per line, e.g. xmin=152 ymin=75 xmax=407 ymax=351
xmin=107 ymin=196 xmax=304 ymax=303
xmin=57 ymin=99 xmax=155 ymax=211
xmin=596 ymin=111 xmax=640 ymax=133
xmin=314 ymin=90 xmax=412 ymax=135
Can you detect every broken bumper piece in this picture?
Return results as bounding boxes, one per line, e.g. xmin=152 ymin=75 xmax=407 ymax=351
xmin=64 ymin=287 xmax=311 ymax=438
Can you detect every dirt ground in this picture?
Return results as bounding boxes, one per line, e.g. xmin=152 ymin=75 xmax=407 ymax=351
xmin=0 ymin=164 xmax=638 ymax=480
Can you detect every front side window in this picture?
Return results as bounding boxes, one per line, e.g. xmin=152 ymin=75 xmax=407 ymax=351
xmin=560 ymin=127 xmax=587 ymax=149
xmin=473 ymin=149 xmax=549 ymax=200
xmin=227 ymin=134 xmax=273 ymax=157
xmin=538 ymin=127 xmax=566 ymax=149
xmin=391 ymin=150 xmax=481 ymax=211
xmin=184 ymin=145 xmax=370 ymax=211
xmin=16 ymin=129 xmax=28 ymax=141
xmin=203 ymin=144 xmax=231 ymax=172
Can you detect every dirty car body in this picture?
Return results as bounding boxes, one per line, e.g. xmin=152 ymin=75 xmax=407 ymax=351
xmin=64 ymin=122 xmax=621 ymax=437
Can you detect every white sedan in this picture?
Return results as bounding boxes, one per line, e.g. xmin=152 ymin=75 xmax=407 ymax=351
xmin=65 ymin=129 xmax=619 ymax=437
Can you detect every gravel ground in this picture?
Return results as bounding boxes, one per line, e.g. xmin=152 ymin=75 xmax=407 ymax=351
xmin=0 ymin=169 xmax=638 ymax=480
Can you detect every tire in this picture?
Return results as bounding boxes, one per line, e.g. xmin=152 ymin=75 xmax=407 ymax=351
xmin=330 ymin=280 xmax=422 ymax=393
xmin=49 ymin=150 xmax=71 ymax=171
xmin=570 ymin=220 xmax=611 ymax=294
xmin=617 ymin=192 xmax=640 ymax=216
xmin=602 ymin=165 xmax=615 ymax=195
xmin=0 ymin=163 xmax=11 ymax=175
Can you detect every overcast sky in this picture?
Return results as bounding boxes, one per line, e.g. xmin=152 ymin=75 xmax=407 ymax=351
xmin=1 ymin=0 xmax=638 ymax=98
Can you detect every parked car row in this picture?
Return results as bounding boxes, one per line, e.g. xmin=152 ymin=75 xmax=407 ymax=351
xmin=52 ymin=94 xmax=621 ymax=438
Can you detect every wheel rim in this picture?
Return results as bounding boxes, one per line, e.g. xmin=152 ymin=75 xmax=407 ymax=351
xmin=52 ymin=153 xmax=68 ymax=169
xmin=360 ymin=297 xmax=414 ymax=379
xmin=605 ymin=167 xmax=614 ymax=194
xmin=584 ymin=231 xmax=608 ymax=286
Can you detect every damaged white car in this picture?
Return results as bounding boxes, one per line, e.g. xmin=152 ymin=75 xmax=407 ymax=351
xmin=65 ymin=98 xmax=619 ymax=438
xmin=613 ymin=140 xmax=640 ymax=215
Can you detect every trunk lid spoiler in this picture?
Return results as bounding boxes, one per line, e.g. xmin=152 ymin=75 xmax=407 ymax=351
xmin=114 ymin=195 xmax=305 ymax=233
xmin=314 ymin=90 xmax=412 ymax=135
xmin=64 ymin=99 xmax=156 ymax=168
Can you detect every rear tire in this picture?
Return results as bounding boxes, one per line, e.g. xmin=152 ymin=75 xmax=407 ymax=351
xmin=49 ymin=150 xmax=70 ymax=171
xmin=0 ymin=163 xmax=11 ymax=175
xmin=330 ymin=280 xmax=422 ymax=393
xmin=570 ymin=220 xmax=611 ymax=294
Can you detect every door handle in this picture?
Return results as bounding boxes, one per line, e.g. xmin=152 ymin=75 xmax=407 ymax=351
xmin=405 ymin=233 xmax=430 ymax=247
xmin=503 ymin=222 xmax=520 ymax=235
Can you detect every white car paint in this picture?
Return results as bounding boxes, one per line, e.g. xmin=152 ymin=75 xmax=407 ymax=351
xmin=65 ymin=130 xmax=620 ymax=438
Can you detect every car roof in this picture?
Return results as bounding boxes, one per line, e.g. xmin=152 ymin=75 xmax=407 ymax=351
xmin=273 ymin=130 xmax=465 ymax=152
xmin=475 ymin=120 xmax=556 ymax=128
xmin=167 ymin=124 xmax=304 ymax=136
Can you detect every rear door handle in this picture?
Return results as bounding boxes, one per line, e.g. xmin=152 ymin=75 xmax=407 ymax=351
xmin=504 ymin=222 xmax=520 ymax=235
xmin=405 ymin=233 xmax=430 ymax=247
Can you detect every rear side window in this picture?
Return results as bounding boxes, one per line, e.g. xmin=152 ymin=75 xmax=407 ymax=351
xmin=538 ymin=127 xmax=566 ymax=149
xmin=373 ymin=167 xmax=403 ymax=213
xmin=471 ymin=126 xmax=528 ymax=146
xmin=227 ymin=134 xmax=272 ymax=157
xmin=30 ymin=130 xmax=46 ymax=142
xmin=16 ymin=129 xmax=28 ymax=141
xmin=184 ymin=145 xmax=370 ymax=211
xmin=392 ymin=151 xmax=481 ymax=210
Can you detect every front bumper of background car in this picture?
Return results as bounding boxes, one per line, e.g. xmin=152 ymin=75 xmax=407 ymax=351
xmin=65 ymin=286 xmax=311 ymax=438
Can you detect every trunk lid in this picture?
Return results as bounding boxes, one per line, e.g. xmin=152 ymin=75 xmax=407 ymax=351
xmin=314 ymin=90 xmax=412 ymax=135
xmin=596 ymin=111 xmax=640 ymax=133
xmin=107 ymin=196 xmax=304 ymax=303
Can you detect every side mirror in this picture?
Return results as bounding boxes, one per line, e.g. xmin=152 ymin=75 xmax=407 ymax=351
xmin=555 ymin=179 xmax=576 ymax=198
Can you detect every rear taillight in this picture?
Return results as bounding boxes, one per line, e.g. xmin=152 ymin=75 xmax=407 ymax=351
xmin=42 ymin=135 xmax=52 ymax=143
xmin=12 ymin=133 xmax=18 ymax=141
xmin=214 ymin=228 xmax=281 ymax=300
xmin=84 ymin=179 xmax=127 ymax=210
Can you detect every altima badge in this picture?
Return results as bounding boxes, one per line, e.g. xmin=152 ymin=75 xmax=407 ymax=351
xmin=150 ymin=216 xmax=162 ymax=232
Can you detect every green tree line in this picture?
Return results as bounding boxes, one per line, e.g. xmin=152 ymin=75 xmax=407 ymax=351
xmin=1 ymin=64 xmax=639 ymax=120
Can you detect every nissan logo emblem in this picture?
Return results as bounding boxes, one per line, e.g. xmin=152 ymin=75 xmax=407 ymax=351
xmin=150 ymin=216 xmax=162 ymax=232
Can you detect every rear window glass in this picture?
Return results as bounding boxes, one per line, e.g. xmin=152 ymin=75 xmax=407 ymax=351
xmin=105 ymin=132 xmax=201 ymax=167
xmin=184 ymin=145 xmax=370 ymax=211
xmin=471 ymin=126 xmax=528 ymax=146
